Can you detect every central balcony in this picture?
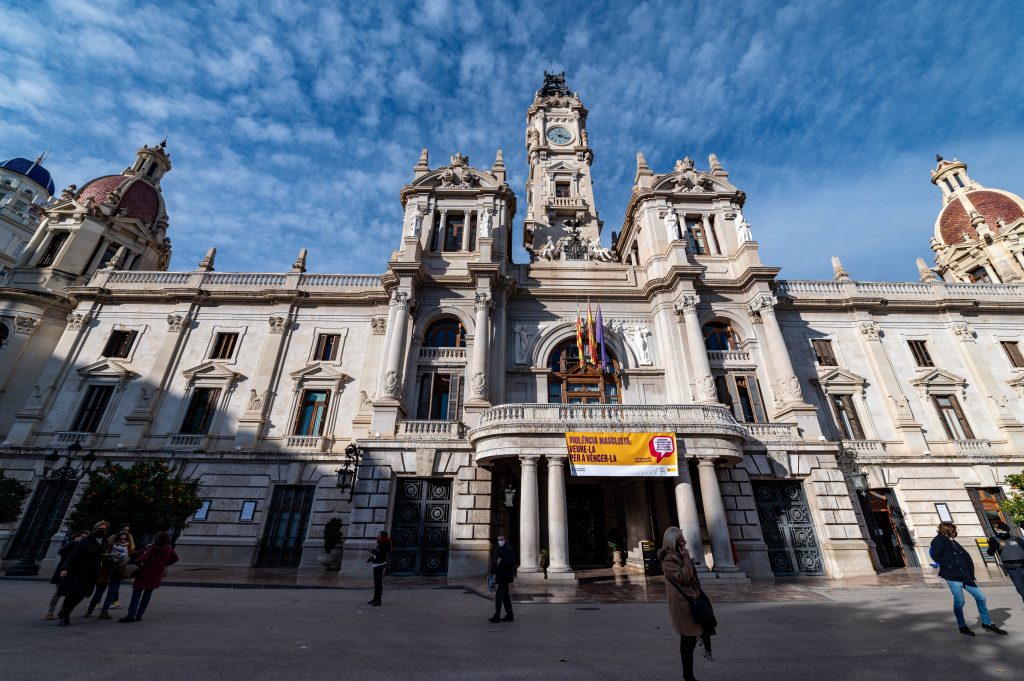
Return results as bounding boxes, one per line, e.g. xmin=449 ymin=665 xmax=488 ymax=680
xmin=469 ymin=403 xmax=749 ymax=463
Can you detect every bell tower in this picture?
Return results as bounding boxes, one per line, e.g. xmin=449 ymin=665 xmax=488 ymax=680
xmin=522 ymin=72 xmax=603 ymax=260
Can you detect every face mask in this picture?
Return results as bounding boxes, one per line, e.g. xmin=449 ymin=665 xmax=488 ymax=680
xmin=498 ymin=540 xmax=506 ymax=547
xmin=94 ymin=530 xmax=107 ymax=539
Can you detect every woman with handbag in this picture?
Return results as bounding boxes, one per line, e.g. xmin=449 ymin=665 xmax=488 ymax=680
xmin=119 ymin=531 xmax=179 ymax=623
xmin=659 ymin=526 xmax=716 ymax=681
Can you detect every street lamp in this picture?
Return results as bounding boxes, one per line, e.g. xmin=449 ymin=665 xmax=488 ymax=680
xmin=5 ymin=441 xmax=97 ymax=576
xmin=337 ymin=443 xmax=363 ymax=501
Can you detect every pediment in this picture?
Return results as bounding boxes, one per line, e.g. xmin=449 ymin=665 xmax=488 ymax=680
xmin=290 ymin=362 xmax=351 ymax=387
xmin=546 ymin=161 xmax=577 ymax=172
xmin=812 ymin=368 xmax=868 ymax=394
xmin=411 ymin=167 xmax=499 ymax=191
xmin=651 ymin=171 xmax=734 ymax=195
xmin=77 ymin=359 xmax=139 ymax=381
xmin=910 ymin=368 xmax=967 ymax=399
xmin=181 ymin=360 xmax=245 ymax=382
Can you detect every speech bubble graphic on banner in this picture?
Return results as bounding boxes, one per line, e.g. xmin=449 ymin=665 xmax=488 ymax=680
xmin=648 ymin=435 xmax=676 ymax=463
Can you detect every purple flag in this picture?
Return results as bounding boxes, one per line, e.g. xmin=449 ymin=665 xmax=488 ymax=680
xmin=596 ymin=304 xmax=607 ymax=371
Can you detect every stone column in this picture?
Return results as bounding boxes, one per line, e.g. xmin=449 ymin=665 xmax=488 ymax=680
xmin=233 ymin=310 xmax=294 ymax=449
xmin=702 ymin=214 xmax=718 ymax=255
xmin=674 ymin=459 xmax=707 ymax=568
xmin=468 ymin=291 xmax=491 ymax=403
xmin=379 ymin=291 xmax=411 ymax=399
xmin=675 ymin=293 xmax=717 ymax=403
xmin=546 ymin=456 xmax=571 ymax=574
xmin=697 ymin=459 xmax=737 ymax=571
xmin=463 ymin=209 xmax=473 ymax=252
xmin=748 ymin=293 xmax=803 ymax=405
xmin=856 ymin=320 xmax=928 ymax=451
xmin=518 ymin=456 xmax=541 ymax=574
xmin=949 ymin=321 xmax=1024 ymax=448
xmin=437 ymin=209 xmax=447 ymax=252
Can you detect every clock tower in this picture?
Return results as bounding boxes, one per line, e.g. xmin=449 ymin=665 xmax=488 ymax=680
xmin=523 ymin=72 xmax=604 ymax=260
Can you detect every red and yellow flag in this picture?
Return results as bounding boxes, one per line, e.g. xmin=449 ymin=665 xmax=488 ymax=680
xmin=576 ymin=304 xmax=585 ymax=366
xmin=587 ymin=303 xmax=597 ymax=367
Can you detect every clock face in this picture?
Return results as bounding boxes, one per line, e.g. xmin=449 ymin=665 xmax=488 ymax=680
xmin=546 ymin=126 xmax=572 ymax=145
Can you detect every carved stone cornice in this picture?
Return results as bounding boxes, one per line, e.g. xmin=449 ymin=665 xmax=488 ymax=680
xmin=674 ymin=293 xmax=700 ymax=316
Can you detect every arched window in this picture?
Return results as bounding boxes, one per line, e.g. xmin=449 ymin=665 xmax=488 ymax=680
xmin=423 ymin=318 xmax=466 ymax=348
xmin=703 ymin=321 xmax=740 ymax=351
xmin=546 ymin=338 xmax=621 ymax=404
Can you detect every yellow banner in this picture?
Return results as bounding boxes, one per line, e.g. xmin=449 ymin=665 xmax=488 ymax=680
xmin=565 ymin=432 xmax=678 ymax=477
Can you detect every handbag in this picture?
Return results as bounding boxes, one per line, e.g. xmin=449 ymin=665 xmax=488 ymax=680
xmin=665 ymin=570 xmax=718 ymax=631
xmin=487 ymin=574 xmax=497 ymax=592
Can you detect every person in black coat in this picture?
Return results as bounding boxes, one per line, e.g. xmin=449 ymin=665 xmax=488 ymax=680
xmin=929 ymin=522 xmax=1007 ymax=636
xmin=987 ymin=521 xmax=1024 ymax=603
xmin=366 ymin=531 xmax=391 ymax=607
xmin=489 ymin=534 xmax=516 ymax=624
xmin=45 ymin=531 xmax=87 ymax=620
xmin=56 ymin=520 xmax=109 ymax=627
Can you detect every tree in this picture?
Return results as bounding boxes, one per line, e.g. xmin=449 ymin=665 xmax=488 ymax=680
xmin=67 ymin=460 xmax=203 ymax=537
xmin=1002 ymin=473 xmax=1024 ymax=526
xmin=0 ymin=470 xmax=30 ymax=525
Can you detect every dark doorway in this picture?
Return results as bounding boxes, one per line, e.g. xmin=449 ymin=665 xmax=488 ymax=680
xmin=567 ymin=484 xmax=608 ymax=567
xmin=4 ymin=479 xmax=78 ymax=565
xmin=256 ymin=485 xmax=315 ymax=567
xmin=753 ymin=481 xmax=824 ymax=576
xmin=390 ymin=478 xmax=451 ymax=576
xmin=968 ymin=487 xmax=1018 ymax=536
xmin=858 ymin=488 xmax=918 ymax=568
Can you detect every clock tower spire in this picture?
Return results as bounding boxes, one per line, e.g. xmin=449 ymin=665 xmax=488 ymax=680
xmin=523 ymin=72 xmax=603 ymax=260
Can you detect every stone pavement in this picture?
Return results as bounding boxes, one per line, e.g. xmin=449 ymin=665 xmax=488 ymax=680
xmin=2 ymin=578 xmax=1023 ymax=681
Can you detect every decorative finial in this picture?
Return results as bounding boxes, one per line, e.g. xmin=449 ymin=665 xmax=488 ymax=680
xmin=831 ymin=255 xmax=849 ymax=281
xmin=291 ymin=247 xmax=308 ymax=273
xmin=935 ymin=153 xmax=943 ymax=163
xmin=159 ymin=138 xmax=167 ymax=148
xmin=417 ymin=148 xmax=428 ymax=167
xmin=709 ymin=153 xmax=724 ymax=174
xmin=916 ymin=257 xmax=937 ymax=282
xmin=494 ymin=149 xmax=504 ymax=167
xmin=197 ymin=247 xmax=216 ymax=272
xmin=636 ymin=152 xmax=649 ymax=171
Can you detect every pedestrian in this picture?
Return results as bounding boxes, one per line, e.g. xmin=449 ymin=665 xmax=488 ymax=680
xmin=56 ymin=521 xmax=109 ymax=626
xmin=659 ymin=526 xmax=716 ymax=681
xmin=488 ymin=534 xmax=515 ymax=624
xmin=987 ymin=521 xmax=1024 ymax=604
xmin=107 ymin=523 xmax=135 ymax=610
xmin=930 ymin=521 xmax=1008 ymax=636
xmin=85 ymin=532 xmax=130 ymax=619
xmin=45 ymin=530 xmax=87 ymax=620
xmin=119 ymin=531 xmax=179 ymax=623
xmin=366 ymin=531 xmax=391 ymax=607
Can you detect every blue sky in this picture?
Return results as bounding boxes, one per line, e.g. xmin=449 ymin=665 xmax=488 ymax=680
xmin=1 ymin=0 xmax=1022 ymax=281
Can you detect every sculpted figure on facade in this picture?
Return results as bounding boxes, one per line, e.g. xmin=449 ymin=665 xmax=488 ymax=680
xmin=407 ymin=206 xmax=425 ymax=238
xmin=479 ymin=208 xmax=493 ymax=238
xmin=587 ymin=239 xmax=616 ymax=262
xmin=694 ymin=374 xmax=717 ymax=402
xmin=268 ymin=315 xmax=287 ymax=334
xmin=370 ymin=317 xmax=387 ymax=335
xmin=951 ymin=321 xmax=976 ymax=342
xmin=536 ymin=235 xmax=559 ymax=261
xmin=858 ymin=321 xmax=881 ymax=340
xmin=889 ymin=394 xmax=912 ymax=418
xmin=65 ymin=313 xmax=90 ymax=332
xmin=167 ymin=313 xmax=189 ymax=333
xmin=136 ymin=387 xmax=156 ymax=411
xmin=382 ymin=369 xmax=401 ymax=398
xmin=623 ymin=325 xmax=652 ymax=366
xmin=664 ymin=210 xmax=680 ymax=241
xmin=735 ymin=209 xmax=753 ymax=244
xmin=513 ymin=324 xmax=531 ymax=365
xmin=775 ymin=376 xmax=803 ymax=404
xmin=247 ymin=389 xmax=265 ymax=413
xmin=470 ymin=371 xmax=488 ymax=399
xmin=358 ymin=390 xmax=372 ymax=413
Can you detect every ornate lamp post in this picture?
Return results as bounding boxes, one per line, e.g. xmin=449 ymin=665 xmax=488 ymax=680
xmin=336 ymin=443 xmax=363 ymax=501
xmin=5 ymin=442 xmax=97 ymax=576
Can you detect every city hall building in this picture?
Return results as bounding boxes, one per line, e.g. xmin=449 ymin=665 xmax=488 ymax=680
xmin=2 ymin=73 xmax=1024 ymax=582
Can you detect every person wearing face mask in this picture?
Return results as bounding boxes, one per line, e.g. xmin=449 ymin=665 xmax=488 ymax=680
xmin=365 ymin=531 xmax=391 ymax=607
xmin=987 ymin=521 xmax=1024 ymax=604
xmin=488 ymin=535 xmax=515 ymax=624
xmin=659 ymin=526 xmax=715 ymax=681
xmin=56 ymin=520 xmax=109 ymax=627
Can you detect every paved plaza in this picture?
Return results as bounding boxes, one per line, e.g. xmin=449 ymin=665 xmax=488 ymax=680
xmin=2 ymin=578 xmax=1023 ymax=681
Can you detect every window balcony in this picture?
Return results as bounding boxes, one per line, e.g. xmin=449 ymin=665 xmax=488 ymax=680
xmin=286 ymin=435 xmax=328 ymax=451
xmin=398 ymin=420 xmax=465 ymax=440
xmin=549 ymin=196 xmax=587 ymax=210
xmin=839 ymin=439 xmax=886 ymax=455
xmin=743 ymin=422 xmax=800 ymax=446
xmin=167 ymin=434 xmax=205 ymax=450
xmin=706 ymin=349 xmax=753 ymax=368
xmin=53 ymin=431 xmax=92 ymax=446
xmin=418 ymin=347 xmax=468 ymax=362
xmin=953 ymin=438 xmax=993 ymax=456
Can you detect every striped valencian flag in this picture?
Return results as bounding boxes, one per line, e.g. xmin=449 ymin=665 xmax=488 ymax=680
xmin=587 ymin=303 xmax=597 ymax=368
xmin=576 ymin=304 xmax=585 ymax=367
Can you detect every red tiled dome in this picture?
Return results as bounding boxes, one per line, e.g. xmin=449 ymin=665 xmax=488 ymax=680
xmin=938 ymin=190 xmax=1024 ymax=244
xmin=77 ymin=175 xmax=162 ymax=223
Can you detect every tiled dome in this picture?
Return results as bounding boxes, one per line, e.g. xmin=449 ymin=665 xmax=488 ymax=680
xmin=938 ymin=189 xmax=1024 ymax=244
xmin=1 ymin=157 xmax=56 ymax=195
xmin=77 ymin=175 xmax=162 ymax=224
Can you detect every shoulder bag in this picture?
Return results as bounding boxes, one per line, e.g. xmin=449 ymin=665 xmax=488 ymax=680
xmin=665 ymin=568 xmax=718 ymax=632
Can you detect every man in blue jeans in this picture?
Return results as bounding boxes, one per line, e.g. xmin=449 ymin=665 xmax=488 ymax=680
xmin=930 ymin=521 xmax=1008 ymax=636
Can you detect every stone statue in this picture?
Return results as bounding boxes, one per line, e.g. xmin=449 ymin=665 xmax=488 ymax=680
xmin=479 ymin=208 xmax=493 ymax=238
xmin=537 ymin=235 xmax=559 ymax=261
xmin=694 ymin=374 xmax=717 ymax=402
xmin=471 ymin=371 xmax=487 ymax=398
xmin=513 ymin=324 xmax=531 ymax=364
xmin=198 ymin=247 xmax=216 ymax=272
xmin=358 ymin=390 xmax=372 ymax=412
xmin=735 ymin=210 xmax=753 ymax=244
xmin=624 ymin=325 xmax=652 ymax=365
xmin=588 ymin=240 xmax=616 ymax=262
xmin=664 ymin=210 xmax=680 ymax=240
xmin=382 ymin=370 xmax=400 ymax=398
xmin=831 ymin=255 xmax=849 ymax=281
xmin=137 ymin=387 xmax=155 ymax=410
xmin=407 ymin=208 xmax=424 ymax=237
xmin=247 ymin=389 xmax=264 ymax=412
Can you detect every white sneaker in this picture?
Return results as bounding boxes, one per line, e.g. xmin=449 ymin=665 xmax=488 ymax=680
xmin=110 ymin=602 xmax=122 ymax=609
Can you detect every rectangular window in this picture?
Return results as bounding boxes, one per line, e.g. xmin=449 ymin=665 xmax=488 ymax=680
xmin=239 ymin=500 xmax=257 ymax=522
xmin=210 ymin=332 xmax=239 ymax=360
xmin=716 ymin=373 xmax=766 ymax=423
xmin=193 ymin=500 xmax=211 ymax=522
xmin=72 ymin=385 xmax=115 ymax=432
xmin=443 ymin=216 xmax=464 ymax=251
xmin=180 ymin=387 xmax=221 ymax=435
xmin=99 ymin=243 xmax=120 ymax=269
xmin=555 ymin=182 xmax=571 ymax=198
xmin=1001 ymin=341 xmax=1024 ymax=368
xmin=686 ymin=222 xmax=707 ymax=255
xmin=36 ymin=232 xmax=69 ymax=267
xmin=907 ymin=340 xmax=934 ymax=367
xmin=968 ymin=267 xmax=992 ymax=283
xmin=811 ymin=339 xmax=838 ymax=366
xmin=293 ymin=390 xmax=330 ymax=436
xmin=101 ymin=330 xmax=138 ymax=358
xmin=954 ymin=173 xmax=965 ymax=189
xmin=416 ymin=373 xmax=462 ymax=420
xmin=314 ymin=334 xmax=341 ymax=361
xmin=932 ymin=394 xmax=974 ymax=440
xmin=830 ymin=394 xmax=866 ymax=440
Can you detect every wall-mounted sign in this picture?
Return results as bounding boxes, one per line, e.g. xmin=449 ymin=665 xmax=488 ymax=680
xmin=565 ymin=432 xmax=677 ymax=477
xmin=935 ymin=502 xmax=953 ymax=523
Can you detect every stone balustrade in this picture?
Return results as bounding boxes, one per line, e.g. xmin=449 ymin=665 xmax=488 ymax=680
xmin=473 ymin=403 xmax=747 ymax=437
xmin=398 ymin=420 xmax=465 ymax=440
xmin=418 ymin=347 xmax=468 ymax=362
xmin=777 ymin=279 xmax=1024 ymax=303
xmin=743 ymin=422 xmax=801 ymax=444
xmin=285 ymin=435 xmax=327 ymax=451
xmin=953 ymin=438 xmax=992 ymax=453
xmin=96 ymin=270 xmax=383 ymax=294
xmin=54 ymin=431 xmax=91 ymax=445
xmin=840 ymin=439 xmax=886 ymax=454
xmin=550 ymin=196 xmax=587 ymax=209
xmin=707 ymin=349 xmax=752 ymax=363
xmin=167 ymin=434 xmax=204 ymax=449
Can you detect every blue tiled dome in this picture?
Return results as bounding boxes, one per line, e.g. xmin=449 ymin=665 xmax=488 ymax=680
xmin=1 ymin=157 xmax=56 ymax=195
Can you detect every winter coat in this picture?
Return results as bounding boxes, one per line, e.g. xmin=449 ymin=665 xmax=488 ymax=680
xmin=930 ymin=534 xmax=976 ymax=585
xmin=492 ymin=543 xmax=516 ymax=584
xmin=131 ymin=544 xmax=179 ymax=591
xmin=987 ymin=535 xmax=1024 ymax=566
xmin=50 ymin=538 xmax=79 ymax=586
xmin=368 ymin=539 xmax=391 ymax=567
xmin=660 ymin=549 xmax=703 ymax=637
xmin=57 ymin=535 xmax=104 ymax=599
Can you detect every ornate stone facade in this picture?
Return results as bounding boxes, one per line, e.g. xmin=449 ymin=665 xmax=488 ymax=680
xmin=1 ymin=75 xmax=1022 ymax=584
